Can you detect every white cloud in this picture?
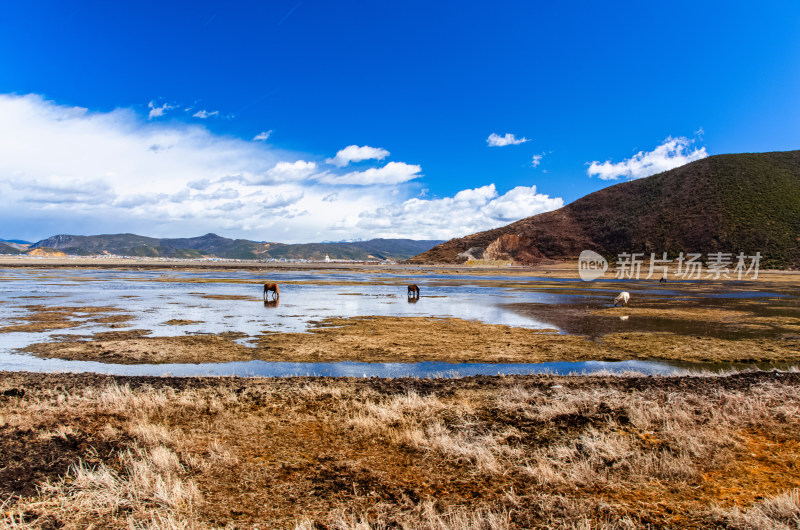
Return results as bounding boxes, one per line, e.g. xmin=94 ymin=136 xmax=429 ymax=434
xmin=253 ymin=130 xmax=273 ymax=141
xmin=486 ymin=133 xmax=529 ymax=147
xmin=326 ymin=145 xmax=390 ymax=167
xmin=531 ymin=154 xmax=543 ymax=167
xmin=0 ymin=93 xmax=564 ymax=243
xmin=260 ymin=190 xmax=305 ymax=208
xmin=352 ymin=184 xmax=563 ymax=239
xmin=587 ymin=136 xmax=708 ymax=181
xmin=188 ymin=178 xmax=212 ymax=190
xmin=318 ymin=161 xmax=422 ymax=186
xmin=147 ymin=101 xmax=174 ymax=120
xmin=192 ymin=109 xmax=219 ymax=119
xmin=256 ymin=160 xmax=318 ymax=184
xmin=10 ymin=177 xmax=117 ymax=206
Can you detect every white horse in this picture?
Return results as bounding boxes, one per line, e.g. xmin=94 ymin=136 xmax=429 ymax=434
xmin=614 ymin=291 xmax=630 ymax=307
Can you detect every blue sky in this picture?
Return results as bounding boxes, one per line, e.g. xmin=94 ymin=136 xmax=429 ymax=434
xmin=1 ymin=1 xmax=799 ymax=242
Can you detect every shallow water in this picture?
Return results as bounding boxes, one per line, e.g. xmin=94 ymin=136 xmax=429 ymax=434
xmin=505 ymin=301 xmax=792 ymax=340
xmin=0 ymin=353 xmax=784 ymax=377
xmin=1 ymin=267 xmax=796 ymax=377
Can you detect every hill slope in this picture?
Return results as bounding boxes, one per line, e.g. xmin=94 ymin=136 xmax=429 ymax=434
xmin=261 ymin=239 xmax=446 ymax=261
xmin=0 ymin=238 xmax=31 ymax=247
xmin=30 ymin=233 xmax=443 ymax=261
xmin=0 ymin=243 xmax=22 ymax=254
xmin=408 ymin=150 xmax=800 ymax=268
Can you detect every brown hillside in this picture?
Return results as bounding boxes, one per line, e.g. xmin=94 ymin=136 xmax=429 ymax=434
xmin=408 ymin=151 xmax=800 ymax=268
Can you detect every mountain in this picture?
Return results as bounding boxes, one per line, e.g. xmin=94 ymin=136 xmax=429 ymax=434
xmin=159 ymin=234 xmax=262 ymax=259
xmin=30 ymin=233 xmax=208 ymax=259
xmin=0 ymin=242 xmax=22 ymax=254
xmin=408 ymin=150 xmax=800 ymax=269
xmin=30 ymin=233 xmax=443 ymax=261
xmin=26 ymin=247 xmax=67 ymax=258
xmin=0 ymin=238 xmax=31 ymax=246
xmin=259 ymin=239 xmax=446 ymax=261
xmin=0 ymin=238 xmax=30 ymax=252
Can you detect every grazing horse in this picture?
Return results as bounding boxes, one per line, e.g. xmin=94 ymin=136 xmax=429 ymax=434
xmin=407 ymin=284 xmax=420 ymax=298
xmin=264 ymin=283 xmax=279 ymax=301
xmin=613 ymin=291 xmax=630 ymax=307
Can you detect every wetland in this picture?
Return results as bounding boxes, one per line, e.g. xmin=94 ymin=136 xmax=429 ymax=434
xmin=1 ymin=262 xmax=799 ymax=528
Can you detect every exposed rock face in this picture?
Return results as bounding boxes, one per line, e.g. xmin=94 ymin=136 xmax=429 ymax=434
xmin=456 ymin=247 xmax=485 ymax=262
xmin=484 ymin=234 xmax=547 ymax=264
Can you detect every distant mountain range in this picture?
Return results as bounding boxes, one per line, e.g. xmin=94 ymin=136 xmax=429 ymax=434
xmin=0 ymin=238 xmax=30 ymax=254
xmin=0 ymin=233 xmax=444 ymax=261
xmin=0 ymin=243 xmax=22 ymax=254
xmin=409 ymin=150 xmax=800 ymax=269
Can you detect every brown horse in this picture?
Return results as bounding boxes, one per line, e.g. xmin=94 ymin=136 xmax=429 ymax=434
xmin=407 ymin=284 xmax=420 ymax=298
xmin=264 ymin=283 xmax=279 ymax=301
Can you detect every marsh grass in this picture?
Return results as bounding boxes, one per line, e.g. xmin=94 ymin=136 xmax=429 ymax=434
xmin=1 ymin=373 xmax=799 ymax=528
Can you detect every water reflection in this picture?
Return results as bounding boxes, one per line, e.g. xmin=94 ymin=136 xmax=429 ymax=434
xmin=505 ymin=300 xmax=793 ymax=339
xmin=0 ymin=354 xmax=786 ymax=378
xmin=1 ymin=267 xmax=797 ymax=376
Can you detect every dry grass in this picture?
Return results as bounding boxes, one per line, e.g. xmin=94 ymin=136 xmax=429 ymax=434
xmin=0 ymin=383 xmax=212 ymax=529
xmin=22 ymin=311 xmax=800 ymax=364
xmin=714 ymin=488 xmax=800 ymax=529
xmin=1 ymin=372 xmax=799 ymax=528
xmin=295 ymin=501 xmax=513 ymax=530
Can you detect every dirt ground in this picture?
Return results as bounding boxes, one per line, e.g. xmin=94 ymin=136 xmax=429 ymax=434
xmin=1 ymin=371 xmax=798 ymax=529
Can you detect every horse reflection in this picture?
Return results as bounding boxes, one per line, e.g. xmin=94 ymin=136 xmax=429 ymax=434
xmin=264 ymin=299 xmax=279 ymax=308
xmin=407 ymin=296 xmax=419 ymax=304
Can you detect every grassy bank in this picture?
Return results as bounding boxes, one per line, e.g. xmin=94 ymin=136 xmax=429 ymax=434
xmin=1 ymin=371 xmax=799 ymax=528
xmin=17 ymin=313 xmax=800 ymax=365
